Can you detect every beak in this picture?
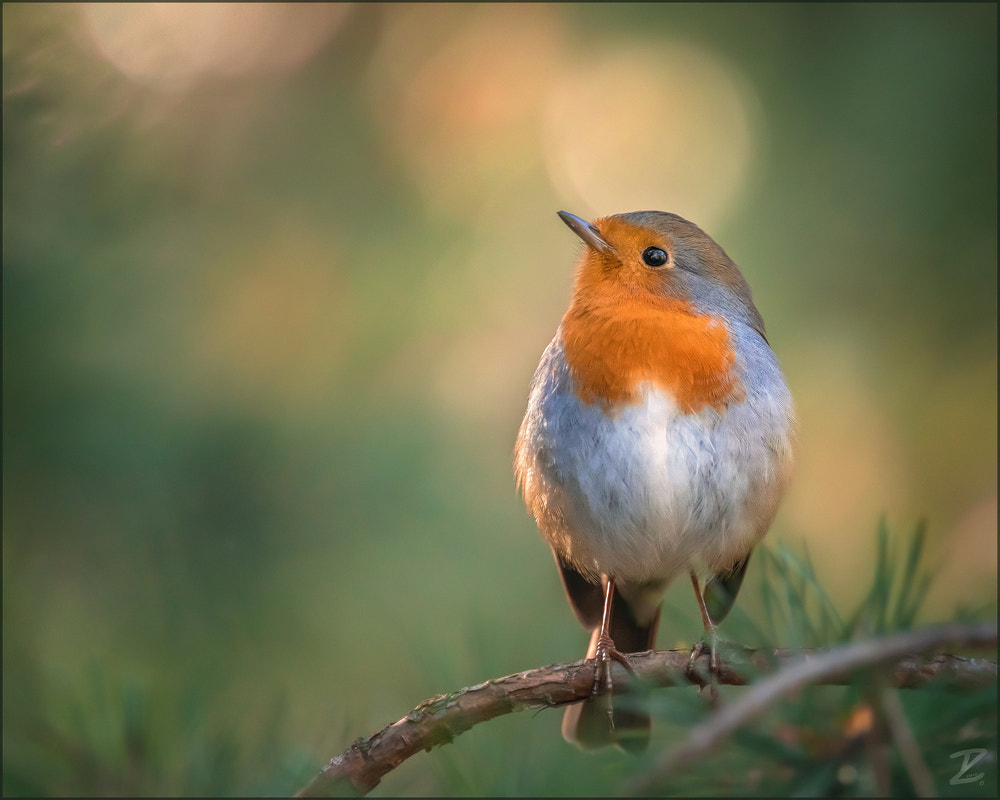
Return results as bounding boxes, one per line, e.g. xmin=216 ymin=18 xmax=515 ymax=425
xmin=557 ymin=211 xmax=613 ymax=254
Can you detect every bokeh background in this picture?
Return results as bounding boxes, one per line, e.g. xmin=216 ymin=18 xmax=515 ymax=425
xmin=3 ymin=3 xmax=996 ymax=796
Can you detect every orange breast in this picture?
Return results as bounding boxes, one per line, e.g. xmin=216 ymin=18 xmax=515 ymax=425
xmin=561 ymin=285 xmax=744 ymax=415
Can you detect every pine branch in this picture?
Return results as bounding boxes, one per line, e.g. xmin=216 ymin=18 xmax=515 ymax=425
xmin=295 ymin=622 xmax=997 ymax=798
xmin=626 ymin=622 xmax=997 ymax=793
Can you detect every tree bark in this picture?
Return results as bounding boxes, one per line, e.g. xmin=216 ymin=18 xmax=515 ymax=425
xmin=295 ymin=622 xmax=997 ymax=798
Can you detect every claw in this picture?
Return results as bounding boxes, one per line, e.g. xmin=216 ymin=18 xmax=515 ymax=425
xmin=592 ymin=630 xmax=635 ymax=694
xmin=686 ymin=635 xmax=721 ymax=704
xmin=688 ymin=571 xmax=722 ymax=705
xmin=587 ymin=579 xmax=639 ymax=727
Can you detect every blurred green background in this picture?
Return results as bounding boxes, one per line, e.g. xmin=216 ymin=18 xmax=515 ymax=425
xmin=3 ymin=3 xmax=996 ymax=796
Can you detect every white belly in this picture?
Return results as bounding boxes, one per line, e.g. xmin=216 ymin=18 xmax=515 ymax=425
xmin=515 ymin=335 xmax=795 ymax=586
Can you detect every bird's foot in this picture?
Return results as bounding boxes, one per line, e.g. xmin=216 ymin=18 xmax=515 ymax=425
xmin=590 ymin=632 xmax=636 ymax=730
xmin=686 ymin=627 xmax=722 ymax=706
xmin=591 ymin=632 xmax=636 ymax=695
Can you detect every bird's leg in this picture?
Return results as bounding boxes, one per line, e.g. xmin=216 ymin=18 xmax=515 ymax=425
xmin=590 ymin=577 xmax=636 ymax=729
xmin=687 ymin=570 xmax=721 ymax=704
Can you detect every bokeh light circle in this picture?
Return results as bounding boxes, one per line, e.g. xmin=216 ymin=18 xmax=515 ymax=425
xmin=364 ymin=3 xmax=566 ymax=216
xmin=80 ymin=3 xmax=351 ymax=92
xmin=543 ymin=42 xmax=759 ymax=228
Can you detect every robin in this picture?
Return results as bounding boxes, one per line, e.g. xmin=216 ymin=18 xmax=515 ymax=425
xmin=514 ymin=210 xmax=795 ymax=752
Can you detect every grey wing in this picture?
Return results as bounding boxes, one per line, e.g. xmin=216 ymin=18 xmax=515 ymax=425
xmin=555 ymin=551 xmax=603 ymax=628
xmin=703 ymin=551 xmax=752 ymax=624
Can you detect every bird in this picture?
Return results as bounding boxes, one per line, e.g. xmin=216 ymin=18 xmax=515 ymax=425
xmin=514 ymin=210 xmax=795 ymax=753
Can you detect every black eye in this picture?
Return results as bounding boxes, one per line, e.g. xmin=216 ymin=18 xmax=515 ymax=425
xmin=642 ymin=246 xmax=668 ymax=267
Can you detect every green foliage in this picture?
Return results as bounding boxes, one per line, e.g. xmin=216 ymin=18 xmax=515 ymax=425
xmin=635 ymin=525 xmax=997 ymax=798
xmin=2 ymin=668 xmax=317 ymax=797
xmin=3 ymin=3 xmax=995 ymax=797
xmin=757 ymin=518 xmax=935 ymax=647
xmin=6 ymin=526 xmax=991 ymax=797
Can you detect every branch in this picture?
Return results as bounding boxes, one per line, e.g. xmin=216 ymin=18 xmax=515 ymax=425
xmin=296 ymin=622 xmax=997 ymax=797
xmin=627 ymin=622 xmax=997 ymax=793
xmin=877 ymin=685 xmax=935 ymax=798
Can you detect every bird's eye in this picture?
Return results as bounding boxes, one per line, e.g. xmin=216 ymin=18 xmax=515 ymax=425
xmin=642 ymin=247 xmax=668 ymax=267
